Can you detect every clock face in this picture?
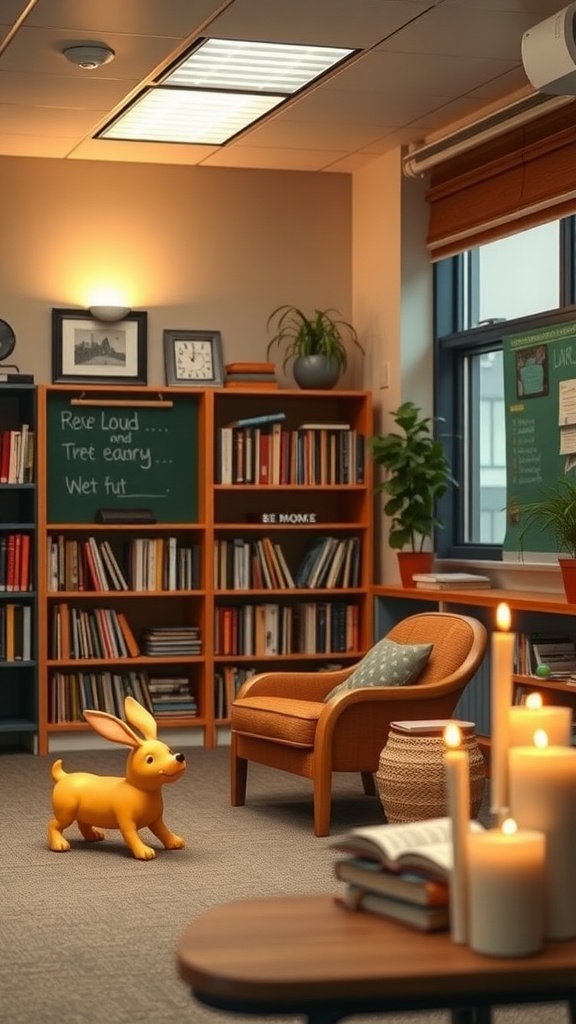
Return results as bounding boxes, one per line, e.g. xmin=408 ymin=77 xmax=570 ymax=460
xmin=174 ymin=339 xmax=215 ymax=381
xmin=0 ymin=319 xmax=16 ymax=362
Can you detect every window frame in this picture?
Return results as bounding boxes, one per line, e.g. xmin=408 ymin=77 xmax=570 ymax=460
xmin=434 ymin=216 xmax=576 ymax=561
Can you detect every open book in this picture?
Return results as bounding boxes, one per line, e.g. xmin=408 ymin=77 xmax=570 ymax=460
xmin=331 ymin=816 xmax=485 ymax=881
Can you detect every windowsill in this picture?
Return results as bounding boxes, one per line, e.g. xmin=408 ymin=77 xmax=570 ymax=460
xmin=434 ymin=558 xmax=564 ymax=594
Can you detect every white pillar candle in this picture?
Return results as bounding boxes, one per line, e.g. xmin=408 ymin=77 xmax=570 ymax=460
xmin=467 ymin=819 xmax=545 ymax=957
xmin=490 ymin=602 xmax=515 ymax=820
xmin=444 ymin=722 xmax=469 ymax=944
xmin=509 ymin=733 xmax=576 ymax=939
xmin=509 ymin=693 xmax=572 ymax=747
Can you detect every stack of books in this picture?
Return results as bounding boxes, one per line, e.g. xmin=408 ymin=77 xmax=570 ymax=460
xmin=412 ymin=572 xmax=492 ymax=590
xmin=224 ymin=361 xmax=278 ymax=388
xmin=141 ymin=626 xmax=202 ymax=657
xmin=332 ymin=817 xmax=484 ymax=932
xmin=146 ymin=675 xmax=197 ymax=716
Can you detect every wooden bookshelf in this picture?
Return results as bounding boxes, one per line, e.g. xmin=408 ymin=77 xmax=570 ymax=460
xmin=0 ymin=383 xmax=37 ymax=750
xmin=34 ymin=385 xmax=373 ymax=753
xmin=211 ymin=388 xmax=373 ymax=724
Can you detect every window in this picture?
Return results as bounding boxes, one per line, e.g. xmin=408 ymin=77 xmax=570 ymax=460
xmin=435 ymin=216 xmax=576 ymax=560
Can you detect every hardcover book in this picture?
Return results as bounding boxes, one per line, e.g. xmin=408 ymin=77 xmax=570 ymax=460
xmin=331 ymin=816 xmax=485 ymax=882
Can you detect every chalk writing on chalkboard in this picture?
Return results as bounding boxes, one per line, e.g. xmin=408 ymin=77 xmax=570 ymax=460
xmin=47 ymin=393 xmax=198 ymax=524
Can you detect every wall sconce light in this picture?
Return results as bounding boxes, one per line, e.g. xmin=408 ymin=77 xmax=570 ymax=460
xmin=89 ymin=305 xmax=131 ymax=322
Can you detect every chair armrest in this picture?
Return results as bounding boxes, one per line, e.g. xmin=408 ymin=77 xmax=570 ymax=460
xmin=235 ymin=666 xmax=355 ymax=701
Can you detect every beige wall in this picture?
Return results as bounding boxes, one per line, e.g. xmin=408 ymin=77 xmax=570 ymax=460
xmin=353 ymin=149 xmax=431 ymax=583
xmin=0 ymin=156 xmax=356 ymax=386
xmin=1 ymin=150 xmax=432 ymax=582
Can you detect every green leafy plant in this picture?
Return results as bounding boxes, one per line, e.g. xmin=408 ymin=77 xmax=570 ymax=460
xmin=368 ymin=401 xmax=456 ymax=551
xmin=514 ymin=475 xmax=576 ymax=558
xmin=266 ymin=305 xmax=364 ymax=372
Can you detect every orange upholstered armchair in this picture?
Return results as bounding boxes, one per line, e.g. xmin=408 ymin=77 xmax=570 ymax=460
xmin=230 ymin=611 xmax=488 ymax=836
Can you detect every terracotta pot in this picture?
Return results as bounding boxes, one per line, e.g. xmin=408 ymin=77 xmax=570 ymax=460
xmin=396 ymin=550 xmax=434 ymax=587
xmin=559 ymin=558 xmax=576 ymax=603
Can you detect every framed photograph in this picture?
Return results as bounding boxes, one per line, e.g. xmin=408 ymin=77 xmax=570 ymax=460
xmin=51 ymin=308 xmax=147 ymax=385
xmin=164 ymin=329 xmax=224 ymax=387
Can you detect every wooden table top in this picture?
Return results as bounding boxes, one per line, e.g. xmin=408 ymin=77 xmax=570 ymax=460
xmin=177 ymin=894 xmax=576 ymax=1009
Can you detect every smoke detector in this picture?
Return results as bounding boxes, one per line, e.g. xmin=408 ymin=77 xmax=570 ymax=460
xmin=63 ymin=45 xmax=115 ymax=70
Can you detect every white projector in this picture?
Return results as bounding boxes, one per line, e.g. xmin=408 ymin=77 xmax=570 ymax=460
xmin=522 ymin=3 xmax=576 ymax=94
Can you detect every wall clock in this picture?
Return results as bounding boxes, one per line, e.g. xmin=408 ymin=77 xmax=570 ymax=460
xmin=0 ymin=319 xmax=16 ymax=362
xmin=164 ymin=329 xmax=224 ymax=387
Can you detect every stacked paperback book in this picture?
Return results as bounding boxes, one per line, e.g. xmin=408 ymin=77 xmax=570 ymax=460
xmin=332 ymin=816 xmax=484 ymax=932
xmin=412 ymin=572 xmax=492 ymax=590
xmin=141 ymin=626 xmax=202 ymax=657
xmin=224 ymin=361 xmax=278 ymax=388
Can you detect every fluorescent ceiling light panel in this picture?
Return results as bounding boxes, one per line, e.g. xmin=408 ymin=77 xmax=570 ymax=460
xmin=100 ymin=89 xmax=284 ymax=144
xmin=162 ymin=39 xmax=354 ymax=93
xmin=99 ymin=38 xmax=355 ymax=146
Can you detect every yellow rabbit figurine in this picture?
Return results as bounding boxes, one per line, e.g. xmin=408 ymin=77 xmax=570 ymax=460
xmin=48 ymin=695 xmax=186 ymax=860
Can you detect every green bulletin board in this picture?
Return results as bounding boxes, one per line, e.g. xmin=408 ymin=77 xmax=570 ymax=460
xmin=47 ymin=392 xmax=199 ymax=523
xmin=504 ymin=319 xmax=576 ymax=556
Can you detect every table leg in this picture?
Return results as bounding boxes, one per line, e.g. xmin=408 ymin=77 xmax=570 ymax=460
xmin=451 ymin=1007 xmax=492 ymax=1024
xmin=567 ymin=999 xmax=576 ymax=1024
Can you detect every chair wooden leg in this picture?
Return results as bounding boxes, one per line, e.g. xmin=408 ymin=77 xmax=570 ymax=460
xmin=361 ymin=771 xmax=376 ymax=796
xmin=230 ymin=735 xmax=248 ymax=806
xmin=313 ymin=764 xmax=333 ymax=837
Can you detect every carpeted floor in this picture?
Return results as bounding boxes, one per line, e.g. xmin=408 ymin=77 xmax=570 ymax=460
xmin=0 ymin=745 xmax=570 ymax=1024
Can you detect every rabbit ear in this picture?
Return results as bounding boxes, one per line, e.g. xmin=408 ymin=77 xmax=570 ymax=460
xmin=124 ymin=695 xmax=158 ymax=740
xmin=83 ymin=708 xmax=141 ymax=748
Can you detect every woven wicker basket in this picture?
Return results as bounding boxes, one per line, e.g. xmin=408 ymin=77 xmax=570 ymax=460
xmin=377 ymin=723 xmax=486 ymax=824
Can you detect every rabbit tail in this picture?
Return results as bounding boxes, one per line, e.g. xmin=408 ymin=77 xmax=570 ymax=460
xmin=51 ymin=759 xmax=65 ymax=782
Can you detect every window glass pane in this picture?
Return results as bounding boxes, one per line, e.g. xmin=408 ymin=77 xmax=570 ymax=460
xmin=466 ymin=349 xmax=506 ymax=545
xmin=478 ymin=221 xmax=559 ymax=322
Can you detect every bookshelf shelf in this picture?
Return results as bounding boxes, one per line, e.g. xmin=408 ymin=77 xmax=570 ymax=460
xmin=0 ymin=383 xmax=36 ymax=750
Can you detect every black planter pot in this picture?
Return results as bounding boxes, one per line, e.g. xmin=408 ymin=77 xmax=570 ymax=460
xmin=293 ymin=356 xmax=340 ymax=390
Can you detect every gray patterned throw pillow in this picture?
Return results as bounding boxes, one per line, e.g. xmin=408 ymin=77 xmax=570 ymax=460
xmin=324 ymin=637 xmax=433 ymax=701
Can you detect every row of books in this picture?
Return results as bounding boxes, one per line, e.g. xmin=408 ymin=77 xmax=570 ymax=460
xmin=515 ymin=630 xmax=576 ymax=678
xmin=0 ymin=602 xmax=32 ymax=661
xmin=50 ymin=604 xmax=140 ymax=660
xmin=48 ymin=669 xmax=197 ymax=723
xmin=213 ymin=535 xmax=361 ymax=590
xmin=0 ymin=424 xmax=34 ymax=484
xmin=217 ymin=419 xmax=364 ymax=486
xmin=47 ymin=535 xmax=201 ymax=592
xmin=332 ymin=817 xmax=484 ymax=933
xmin=215 ymin=600 xmax=359 ymax=656
xmin=214 ymin=665 xmax=256 ymax=718
xmin=0 ymin=532 xmax=32 ymax=592
xmin=295 ymin=536 xmax=360 ymax=589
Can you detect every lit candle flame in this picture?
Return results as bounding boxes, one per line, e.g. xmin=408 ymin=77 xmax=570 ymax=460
xmin=496 ymin=602 xmax=511 ymax=631
xmin=443 ymin=722 xmax=462 ymax=749
xmin=525 ymin=692 xmax=543 ymax=710
xmin=502 ymin=817 xmax=518 ymax=836
xmin=534 ymin=728 xmax=549 ymax=749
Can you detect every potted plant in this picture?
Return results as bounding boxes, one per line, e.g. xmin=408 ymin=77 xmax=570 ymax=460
xmin=368 ymin=401 xmax=456 ymax=585
xmin=512 ymin=474 xmax=576 ymax=602
xmin=266 ymin=305 xmax=364 ymax=389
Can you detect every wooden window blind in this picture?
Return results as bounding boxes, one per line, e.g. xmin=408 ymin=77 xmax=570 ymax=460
xmin=426 ymin=102 xmax=576 ymax=260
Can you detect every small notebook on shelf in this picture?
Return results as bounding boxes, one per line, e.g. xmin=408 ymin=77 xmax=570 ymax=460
xmin=412 ymin=572 xmax=491 ymax=589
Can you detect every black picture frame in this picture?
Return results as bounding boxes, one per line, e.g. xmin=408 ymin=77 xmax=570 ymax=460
xmin=163 ymin=329 xmax=224 ymax=387
xmin=51 ymin=308 xmax=148 ymax=385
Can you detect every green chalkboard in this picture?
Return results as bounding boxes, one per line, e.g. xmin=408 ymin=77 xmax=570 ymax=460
xmin=503 ymin=318 xmax=576 ymax=555
xmin=47 ymin=393 xmax=199 ymax=523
